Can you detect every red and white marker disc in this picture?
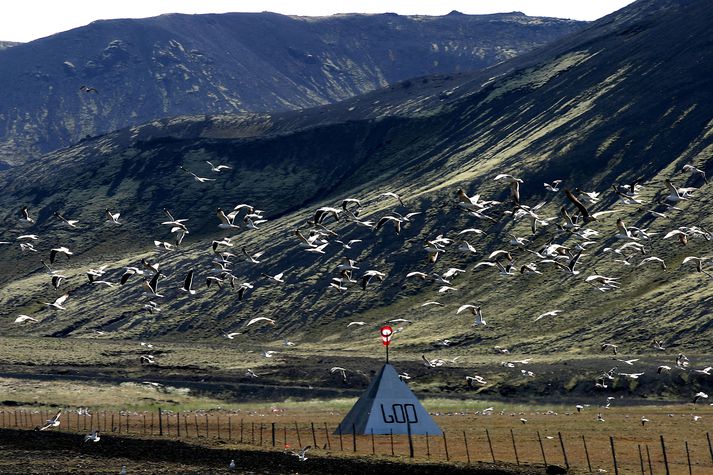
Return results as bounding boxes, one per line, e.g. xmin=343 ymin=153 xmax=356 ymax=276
xmin=380 ymin=326 xmax=393 ymax=346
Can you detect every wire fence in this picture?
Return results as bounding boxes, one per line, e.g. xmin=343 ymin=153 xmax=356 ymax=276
xmin=3 ymin=408 xmax=713 ymax=473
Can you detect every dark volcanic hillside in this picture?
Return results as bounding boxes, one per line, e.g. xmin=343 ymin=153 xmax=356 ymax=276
xmin=0 ymin=11 xmax=584 ymax=165
xmin=0 ymin=0 xmax=712 ymax=362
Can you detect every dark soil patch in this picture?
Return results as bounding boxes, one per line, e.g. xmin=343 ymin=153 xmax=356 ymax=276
xmin=0 ymin=428 xmax=550 ymax=474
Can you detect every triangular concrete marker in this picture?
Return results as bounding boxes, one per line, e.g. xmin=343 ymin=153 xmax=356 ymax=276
xmin=336 ymin=364 xmax=442 ymax=435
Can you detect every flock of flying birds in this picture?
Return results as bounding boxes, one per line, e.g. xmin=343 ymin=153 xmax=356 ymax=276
xmin=1 ymin=149 xmax=712 ymax=402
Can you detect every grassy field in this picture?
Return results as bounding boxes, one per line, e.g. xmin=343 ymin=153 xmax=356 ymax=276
xmin=2 ymin=400 xmax=712 ymax=474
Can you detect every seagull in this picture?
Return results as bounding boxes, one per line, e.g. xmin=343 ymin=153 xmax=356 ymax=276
xmin=49 ymin=246 xmax=73 ymax=264
xmin=262 ymin=271 xmax=285 ymax=284
xmin=120 ymin=267 xmax=144 ymax=285
xmin=534 ymin=310 xmax=563 ymax=321
xmin=466 ymin=375 xmax=487 ymax=387
xmin=180 ymin=166 xmax=216 ymax=183
xmin=681 ymin=256 xmax=712 ymax=277
xmin=335 ymin=239 xmax=363 ymax=250
xmin=694 ymin=367 xmax=713 ymax=375
xmin=694 ymin=392 xmax=709 ymax=404
xmin=640 ymin=417 xmax=649 ymax=426
xmin=83 ymin=430 xmax=100 ymax=443
xmin=45 ymin=293 xmax=69 ymax=310
xmin=330 ymin=367 xmax=348 ymax=381
xmin=313 ymin=207 xmax=341 ymax=225
xmin=142 ymin=272 xmax=163 ymax=297
xmin=638 ymin=256 xmax=666 ymax=270
xmin=179 ymin=269 xmax=195 ymax=295
xmin=51 ymin=274 xmax=68 ymax=290
xmin=618 ymin=372 xmax=644 ymax=379
xmin=39 ymin=410 xmax=62 ymax=430
xmin=224 ymin=332 xmax=242 ymax=340
xmin=347 ymin=321 xmax=366 ymax=327
xmin=80 ymin=85 xmax=98 ymax=93
xmin=564 ymin=189 xmax=597 ymax=223
xmin=544 ymin=180 xmax=562 ymax=192
xmin=104 ymin=208 xmax=121 ymax=225
xmin=290 ymin=445 xmax=311 ymax=462
xmin=229 ymin=459 xmax=236 ymax=470
xmin=421 ymin=301 xmax=445 ymax=307
xmin=657 ymin=365 xmax=672 ymax=374
xmin=262 ymin=350 xmax=278 ymax=358
xmin=206 ymin=161 xmax=231 ymax=172
xmin=216 ymin=208 xmax=240 ymax=229
xmin=601 ymin=343 xmax=618 ymax=355
xmin=374 ymin=215 xmax=402 ymax=235
xmin=20 ymin=206 xmax=35 ymax=224
xmin=53 ymin=211 xmax=79 ymax=228
xmin=242 ymin=247 xmax=265 ymax=264
xmin=361 ymin=270 xmax=385 ymax=290
xmin=457 ymin=304 xmax=486 ymax=326
xmin=246 ymin=317 xmax=276 ymax=327
xmin=664 ymin=179 xmax=689 ymax=203
xmin=682 ymin=164 xmax=707 ymax=184
xmin=14 ymin=315 xmax=38 ymax=324
xmin=378 ymin=192 xmax=404 ymax=207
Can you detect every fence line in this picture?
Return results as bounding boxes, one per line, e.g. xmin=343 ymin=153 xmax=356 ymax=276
xmin=1 ymin=408 xmax=713 ymax=472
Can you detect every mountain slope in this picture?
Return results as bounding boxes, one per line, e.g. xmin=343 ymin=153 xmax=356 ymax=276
xmin=0 ymin=0 xmax=712 ymax=360
xmin=0 ymin=11 xmax=584 ymax=165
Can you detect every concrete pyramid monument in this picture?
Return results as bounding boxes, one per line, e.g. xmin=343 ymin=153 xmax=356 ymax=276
xmin=336 ymin=364 xmax=442 ymax=435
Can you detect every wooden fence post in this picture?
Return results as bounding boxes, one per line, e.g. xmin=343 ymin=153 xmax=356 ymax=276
xmin=165 ymin=412 xmax=170 ymax=437
xmin=646 ymin=444 xmax=653 ymax=475
xmin=339 ymin=425 xmax=344 ymax=451
xmin=194 ymin=414 xmax=199 ymax=438
xmin=511 ymin=429 xmax=519 ymax=465
xmin=240 ymin=418 xmax=243 ymax=443
xmin=406 ymin=422 xmax=414 ymax=458
xmin=228 ymin=416 xmax=231 ymax=441
xmin=284 ymin=426 xmax=287 ymax=448
xmin=464 ymin=430 xmax=471 ymax=464
xmin=205 ymin=414 xmax=209 ymax=438
xmin=324 ymin=422 xmax=331 ymax=450
xmin=707 ymin=433 xmax=713 ymax=465
xmin=486 ymin=428 xmax=496 ymax=463
xmin=158 ymin=408 xmax=163 ymax=436
xmin=638 ymin=444 xmax=645 ymax=475
xmin=389 ymin=428 xmax=394 ymax=456
xmin=311 ymin=422 xmax=317 ymax=448
xmin=217 ymin=415 xmax=220 ymax=439
xmin=353 ymin=423 xmax=357 ymax=453
xmin=661 ymin=435 xmax=670 ymax=475
xmin=296 ymin=422 xmax=303 ymax=448
xmin=184 ymin=414 xmax=189 ymax=438
xmin=176 ymin=412 xmax=181 ymax=438
xmin=149 ymin=412 xmax=153 ymax=435
xmin=559 ymin=432 xmax=570 ymax=470
xmin=251 ymin=422 xmax=255 ymax=444
xmin=142 ymin=414 xmax=146 ymax=435
xmin=685 ymin=441 xmax=692 ymax=475
xmin=443 ymin=431 xmax=450 ymax=461
xmin=259 ymin=423 xmax=263 ymax=446
xmin=426 ymin=432 xmax=430 ymax=459
xmin=537 ymin=431 xmax=548 ymax=466
xmin=371 ymin=428 xmax=375 ymax=455
xmin=112 ymin=413 xmax=116 ymax=433
xmin=610 ymin=436 xmax=619 ymax=475
xmin=272 ymin=422 xmax=276 ymax=447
